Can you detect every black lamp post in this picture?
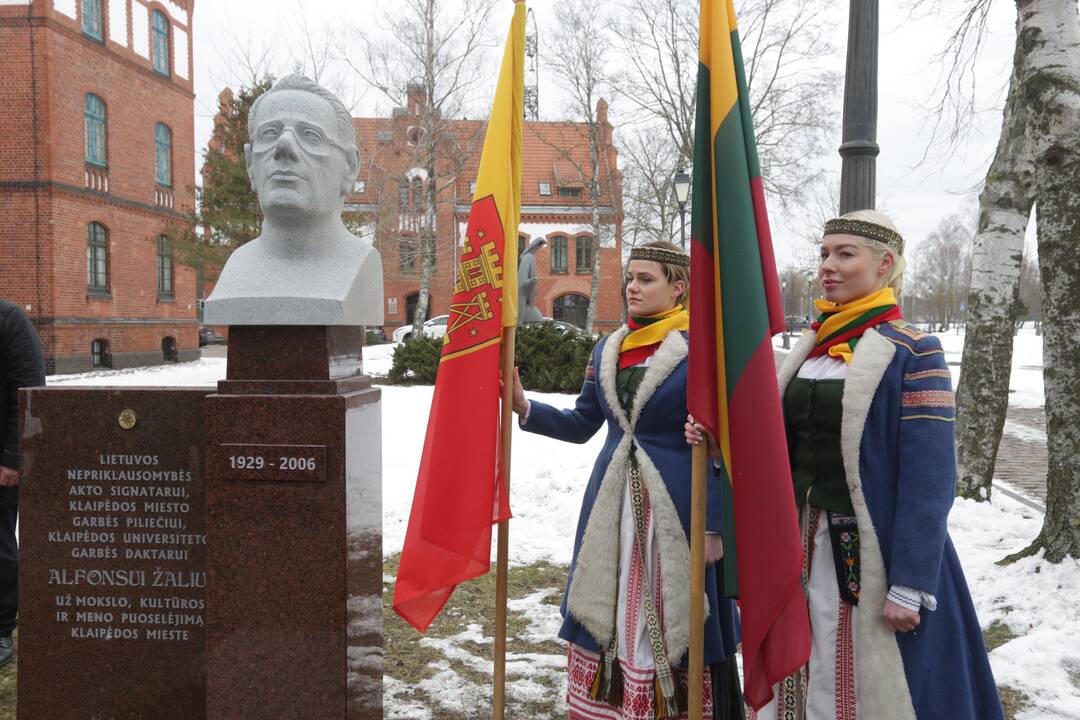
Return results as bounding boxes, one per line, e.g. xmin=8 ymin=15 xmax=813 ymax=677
xmin=838 ymin=0 xmax=879 ymax=214
xmin=673 ymin=170 xmax=691 ymax=249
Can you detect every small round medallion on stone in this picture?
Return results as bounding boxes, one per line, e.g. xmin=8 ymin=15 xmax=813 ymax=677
xmin=118 ymin=409 xmax=137 ymax=430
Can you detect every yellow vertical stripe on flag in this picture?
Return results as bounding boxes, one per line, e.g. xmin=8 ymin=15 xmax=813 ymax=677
xmin=472 ymin=1 xmax=525 ymax=327
xmin=700 ymin=0 xmax=741 ymax=482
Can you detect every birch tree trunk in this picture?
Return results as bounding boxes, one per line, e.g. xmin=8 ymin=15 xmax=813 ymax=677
xmin=1011 ymin=0 xmax=1080 ymax=562
xmin=954 ymin=17 xmax=1035 ymax=501
xmin=585 ymin=122 xmax=604 ymax=332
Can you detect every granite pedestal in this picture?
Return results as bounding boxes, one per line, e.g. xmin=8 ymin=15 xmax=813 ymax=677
xmin=17 ymin=388 xmax=211 ymax=720
xmin=204 ymin=326 xmax=383 ymax=719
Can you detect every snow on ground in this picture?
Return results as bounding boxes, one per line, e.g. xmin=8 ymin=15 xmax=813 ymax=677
xmin=43 ymin=329 xmax=1080 ymax=717
xmin=950 ymin=493 xmax=1080 ymax=719
xmin=49 ymin=357 xmax=225 ymax=387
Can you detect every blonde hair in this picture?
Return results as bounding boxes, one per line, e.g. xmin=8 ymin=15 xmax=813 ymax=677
xmin=627 ymin=241 xmax=690 ymax=305
xmin=833 ymin=209 xmax=906 ymax=291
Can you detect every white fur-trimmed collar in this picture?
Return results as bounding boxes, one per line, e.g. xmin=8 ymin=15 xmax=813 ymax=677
xmin=567 ymin=327 xmax=699 ymax=664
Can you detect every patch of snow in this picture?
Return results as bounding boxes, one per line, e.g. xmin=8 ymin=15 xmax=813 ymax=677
xmin=48 ymin=358 xmax=224 ymax=387
xmin=1003 ymin=419 xmax=1047 ymax=445
xmin=506 ymin=589 xmax=564 ymax=644
xmin=948 ymin=493 xmax=1080 ymax=718
xmin=365 ymin=343 xmax=396 ymax=376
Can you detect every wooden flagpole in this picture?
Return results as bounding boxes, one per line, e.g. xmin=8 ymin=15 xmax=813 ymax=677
xmin=689 ymin=442 xmax=708 ymax=720
xmin=492 ymin=324 xmax=517 ymax=720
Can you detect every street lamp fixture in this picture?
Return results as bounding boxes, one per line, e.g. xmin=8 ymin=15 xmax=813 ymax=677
xmin=673 ymin=170 xmax=691 ymax=249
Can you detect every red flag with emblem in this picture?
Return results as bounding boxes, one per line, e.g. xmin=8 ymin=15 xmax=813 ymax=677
xmin=392 ymin=3 xmax=524 ymax=632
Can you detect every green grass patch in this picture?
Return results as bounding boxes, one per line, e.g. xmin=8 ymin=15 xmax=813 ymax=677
xmin=0 ymin=630 xmax=16 ymax=720
xmin=383 ymin=555 xmax=569 ymax=718
xmin=999 ymin=686 xmax=1031 ymax=720
xmin=983 ymin=620 xmax=1019 ymax=653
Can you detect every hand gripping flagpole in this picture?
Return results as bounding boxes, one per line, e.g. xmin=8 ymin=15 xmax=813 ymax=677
xmin=689 ymin=442 xmax=708 ymax=720
xmin=492 ymin=324 xmax=516 ymax=720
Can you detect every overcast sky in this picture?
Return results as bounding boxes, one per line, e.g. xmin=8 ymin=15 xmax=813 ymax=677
xmin=190 ymin=0 xmax=1020 ymax=268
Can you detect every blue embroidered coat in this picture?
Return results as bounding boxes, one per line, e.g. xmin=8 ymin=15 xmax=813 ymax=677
xmin=521 ymin=328 xmax=740 ymax=668
xmin=778 ymin=322 xmax=1004 ymax=720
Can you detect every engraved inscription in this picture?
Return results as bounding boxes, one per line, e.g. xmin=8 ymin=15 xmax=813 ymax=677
xmin=44 ymin=449 xmax=205 ymax=642
xmin=211 ymin=443 xmax=327 ymax=482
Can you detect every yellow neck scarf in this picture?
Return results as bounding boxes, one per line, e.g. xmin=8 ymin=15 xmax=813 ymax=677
xmin=812 ymin=287 xmax=899 ymax=364
xmin=621 ymin=305 xmax=689 ymax=353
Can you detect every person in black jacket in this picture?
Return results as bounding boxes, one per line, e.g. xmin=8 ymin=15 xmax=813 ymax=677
xmin=0 ymin=300 xmax=46 ymax=666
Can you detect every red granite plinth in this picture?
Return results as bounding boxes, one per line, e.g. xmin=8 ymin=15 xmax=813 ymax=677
xmin=205 ymin=326 xmax=382 ymax=719
xmin=17 ymin=388 xmax=211 ymax=720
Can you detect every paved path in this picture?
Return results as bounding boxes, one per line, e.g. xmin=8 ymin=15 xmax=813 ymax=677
xmin=995 ymin=406 xmax=1048 ymax=501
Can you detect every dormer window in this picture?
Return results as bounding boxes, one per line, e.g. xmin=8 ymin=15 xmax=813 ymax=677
xmin=552 ymin=159 xmax=585 ymax=199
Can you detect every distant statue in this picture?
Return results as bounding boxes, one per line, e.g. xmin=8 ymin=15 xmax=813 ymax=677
xmin=204 ymin=75 xmax=383 ymax=326
xmin=518 ymin=237 xmax=546 ymax=324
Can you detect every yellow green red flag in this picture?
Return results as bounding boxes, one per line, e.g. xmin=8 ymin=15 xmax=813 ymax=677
xmin=687 ymin=0 xmax=810 ymax=709
xmin=392 ymin=1 xmax=525 ymax=633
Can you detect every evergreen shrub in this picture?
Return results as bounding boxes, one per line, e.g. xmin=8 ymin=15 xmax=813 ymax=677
xmin=515 ymin=322 xmax=597 ymax=393
xmin=385 ymin=321 xmax=598 ymax=392
xmin=388 ymin=335 xmax=443 ymax=384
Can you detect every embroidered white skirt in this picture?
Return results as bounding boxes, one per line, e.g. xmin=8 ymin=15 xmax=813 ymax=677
xmin=565 ymin=482 xmax=715 ymax=719
xmin=750 ymin=508 xmax=858 ymax=720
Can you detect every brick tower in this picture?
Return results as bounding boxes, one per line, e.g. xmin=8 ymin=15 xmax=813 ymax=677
xmin=0 ymin=0 xmax=198 ymax=372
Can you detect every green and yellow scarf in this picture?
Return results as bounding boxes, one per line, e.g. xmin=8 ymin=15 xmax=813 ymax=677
xmin=809 ymin=287 xmax=902 ymax=364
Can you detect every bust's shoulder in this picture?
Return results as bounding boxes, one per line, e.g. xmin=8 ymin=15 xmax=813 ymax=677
xmin=877 ymin=321 xmax=943 ymax=356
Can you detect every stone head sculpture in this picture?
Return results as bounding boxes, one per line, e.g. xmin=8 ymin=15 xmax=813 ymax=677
xmin=245 ymin=75 xmax=361 ymax=228
xmin=204 ymin=75 xmax=383 ymax=327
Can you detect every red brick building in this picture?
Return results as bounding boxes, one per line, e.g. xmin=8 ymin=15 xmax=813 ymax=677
xmin=0 ymin=0 xmax=198 ymax=373
xmin=349 ymin=87 xmax=624 ymax=335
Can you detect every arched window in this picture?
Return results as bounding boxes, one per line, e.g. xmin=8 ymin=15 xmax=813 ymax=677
xmin=91 ymin=339 xmax=110 ymax=368
xmin=151 ymin=10 xmax=170 ymax=76
xmin=84 ymin=94 xmax=106 ymax=166
xmin=161 ymin=336 xmax=178 ymax=362
xmin=87 ymin=222 xmax=108 ymax=290
xmin=154 ymin=123 xmax=172 ymax=186
xmin=553 ymin=293 xmax=589 ymax=330
xmin=156 ymin=235 xmax=173 ymax=296
xmin=575 ymin=235 xmax=594 ymax=274
xmin=81 ymin=0 xmax=103 ymax=41
xmin=550 ymin=235 xmax=568 ymax=273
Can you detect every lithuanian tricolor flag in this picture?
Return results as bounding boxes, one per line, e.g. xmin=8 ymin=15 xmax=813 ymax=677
xmin=686 ymin=0 xmax=811 ymax=709
xmin=392 ymin=1 xmax=524 ymax=633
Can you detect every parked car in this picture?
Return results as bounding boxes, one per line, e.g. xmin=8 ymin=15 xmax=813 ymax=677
xmin=198 ymin=326 xmax=224 ymax=346
xmin=540 ymin=318 xmax=588 ymax=336
xmin=785 ymin=315 xmax=811 ymax=332
xmin=392 ymin=314 xmax=450 ymax=344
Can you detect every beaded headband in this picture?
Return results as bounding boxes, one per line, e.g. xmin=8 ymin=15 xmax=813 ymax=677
xmin=824 ymin=218 xmax=905 ymax=255
xmin=628 ymin=246 xmax=690 ymax=267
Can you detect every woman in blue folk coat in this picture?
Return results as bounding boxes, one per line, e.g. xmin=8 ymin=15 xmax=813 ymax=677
xmin=511 ymin=241 xmax=743 ymax=720
xmin=691 ymin=210 xmax=1001 ymax=720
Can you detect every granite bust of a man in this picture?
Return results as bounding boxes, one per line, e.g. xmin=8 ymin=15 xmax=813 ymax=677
xmin=203 ymin=75 xmax=383 ymax=326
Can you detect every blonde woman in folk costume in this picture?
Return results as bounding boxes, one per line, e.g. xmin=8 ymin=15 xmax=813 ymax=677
xmin=511 ymin=241 xmax=745 ymax=720
xmin=689 ymin=210 xmax=1003 ymax=720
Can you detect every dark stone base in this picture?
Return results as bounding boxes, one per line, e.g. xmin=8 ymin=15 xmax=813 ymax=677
xmin=17 ymin=388 xmax=210 ymax=720
xmin=204 ymin=325 xmax=382 ymax=719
